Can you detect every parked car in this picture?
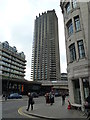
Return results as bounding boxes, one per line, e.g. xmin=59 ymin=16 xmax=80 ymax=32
xmin=31 ymin=92 xmax=39 ymax=98
xmin=55 ymin=92 xmax=61 ymax=97
xmin=38 ymin=92 xmax=45 ymax=96
xmin=8 ymin=93 xmax=22 ymax=99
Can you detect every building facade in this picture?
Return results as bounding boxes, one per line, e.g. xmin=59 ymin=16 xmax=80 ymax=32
xmin=0 ymin=41 xmax=26 ymax=94
xmin=31 ymin=9 xmax=61 ymax=81
xmin=60 ymin=1 xmax=90 ymax=110
xmin=61 ymin=73 xmax=68 ymax=81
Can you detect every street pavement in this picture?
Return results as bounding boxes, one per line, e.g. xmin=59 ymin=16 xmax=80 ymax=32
xmin=0 ymin=95 xmax=87 ymax=119
xmin=21 ymin=96 xmax=87 ymax=119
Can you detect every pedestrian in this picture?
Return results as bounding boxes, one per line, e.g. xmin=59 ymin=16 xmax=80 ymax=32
xmin=86 ymin=93 xmax=90 ymax=105
xmin=61 ymin=92 xmax=66 ymax=105
xmin=5 ymin=93 xmax=8 ymax=101
xmin=26 ymin=92 xmax=34 ymax=111
xmin=84 ymin=93 xmax=90 ymax=110
xmin=45 ymin=93 xmax=50 ymax=104
xmin=84 ymin=93 xmax=90 ymax=118
xmin=49 ymin=90 xmax=54 ymax=105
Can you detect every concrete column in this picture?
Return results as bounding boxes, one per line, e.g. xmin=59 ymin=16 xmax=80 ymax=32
xmin=69 ymin=79 xmax=74 ymax=103
xmin=89 ymin=77 xmax=90 ymax=86
xmin=79 ymin=77 xmax=85 ymax=111
xmin=89 ymin=77 xmax=90 ymax=92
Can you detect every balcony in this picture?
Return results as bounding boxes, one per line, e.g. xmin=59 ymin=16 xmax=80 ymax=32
xmin=2 ymin=52 xmax=11 ymax=59
xmin=2 ymin=62 xmax=10 ymax=68
xmin=11 ymin=57 xmax=26 ymax=65
xmin=2 ymin=67 xmax=11 ymax=72
xmin=2 ymin=57 xmax=11 ymax=63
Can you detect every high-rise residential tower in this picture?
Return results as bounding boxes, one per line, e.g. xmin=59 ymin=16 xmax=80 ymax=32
xmin=60 ymin=1 xmax=90 ymax=110
xmin=0 ymin=41 xmax=26 ymax=80
xmin=31 ymin=9 xmax=61 ymax=81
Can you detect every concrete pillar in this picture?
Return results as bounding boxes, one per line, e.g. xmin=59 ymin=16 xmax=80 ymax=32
xmin=89 ymin=77 xmax=90 ymax=93
xmin=89 ymin=77 xmax=90 ymax=85
xmin=79 ymin=77 xmax=85 ymax=111
xmin=69 ymin=79 xmax=74 ymax=103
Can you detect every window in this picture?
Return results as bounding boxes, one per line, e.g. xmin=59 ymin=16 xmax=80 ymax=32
xmin=67 ymin=20 xmax=73 ymax=36
xmin=65 ymin=2 xmax=71 ymax=14
xmin=72 ymin=0 xmax=77 ymax=8
xmin=69 ymin=43 xmax=76 ymax=62
xmin=78 ymin=40 xmax=85 ymax=59
xmin=74 ymin=16 xmax=81 ymax=31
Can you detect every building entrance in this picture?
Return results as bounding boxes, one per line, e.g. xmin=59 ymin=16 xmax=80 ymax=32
xmin=73 ymin=79 xmax=81 ymax=104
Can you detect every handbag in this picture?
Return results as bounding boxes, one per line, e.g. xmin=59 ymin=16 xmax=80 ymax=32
xmin=32 ymin=99 xmax=35 ymax=104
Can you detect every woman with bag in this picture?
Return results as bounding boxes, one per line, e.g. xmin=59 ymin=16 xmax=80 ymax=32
xmin=26 ymin=92 xmax=34 ymax=111
xmin=85 ymin=93 xmax=90 ymax=109
xmin=84 ymin=93 xmax=90 ymax=118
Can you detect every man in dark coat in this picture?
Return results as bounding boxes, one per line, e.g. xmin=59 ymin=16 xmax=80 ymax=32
xmin=85 ymin=93 xmax=90 ymax=109
xmin=49 ymin=90 xmax=54 ymax=105
xmin=84 ymin=93 xmax=90 ymax=118
xmin=26 ymin=92 xmax=34 ymax=111
xmin=61 ymin=92 xmax=66 ymax=105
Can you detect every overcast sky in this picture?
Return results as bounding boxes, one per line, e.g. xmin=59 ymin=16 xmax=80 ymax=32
xmin=0 ymin=0 xmax=67 ymax=80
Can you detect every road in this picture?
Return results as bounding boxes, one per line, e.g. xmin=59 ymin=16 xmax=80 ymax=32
xmin=2 ymin=98 xmax=28 ymax=118
xmin=2 ymin=96 xmax=47 ymax=119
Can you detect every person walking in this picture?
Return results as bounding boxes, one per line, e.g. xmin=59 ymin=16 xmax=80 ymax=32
xmin=61 ymin=91 xmax=66 ymax=105
xmin=45 ymin=93 xmax=50 ymax=104
xmin=49 ymin=90 xmax=54 ymax=105
xmin=84 ymin=93 xmax=90 ymax=118
xmin=5 ymin=93 xmax=8 ymax=101
xmin=26 ymin=92 xmax=34 ymax=111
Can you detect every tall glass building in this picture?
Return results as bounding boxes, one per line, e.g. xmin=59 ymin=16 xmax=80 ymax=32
xmin=31 ymin=9 xmax=61 ymax=81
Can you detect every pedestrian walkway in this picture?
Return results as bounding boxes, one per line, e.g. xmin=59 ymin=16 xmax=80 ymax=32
xmin=22 ymin=97 xmax=87 ymax=119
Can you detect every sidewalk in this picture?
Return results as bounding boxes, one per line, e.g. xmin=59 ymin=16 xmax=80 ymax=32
xmin=22 ymin=97 xmax=87 ymax=119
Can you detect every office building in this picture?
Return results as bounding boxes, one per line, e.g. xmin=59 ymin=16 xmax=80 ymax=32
xmin=60 ymin=1 xmax=90 ymax=110
xmin=31 ymin=9 xmax=61 ymax=81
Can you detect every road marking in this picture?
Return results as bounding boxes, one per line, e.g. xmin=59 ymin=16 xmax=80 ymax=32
xmin=18 ymin=106 xmax=35 ymax=118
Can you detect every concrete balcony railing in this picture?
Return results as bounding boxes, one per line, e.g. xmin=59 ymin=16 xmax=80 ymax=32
xmin=2 ymin=57 xmax=11 ymax=63
xmin=10 ymin=65 xmax=24 ymax=72
xmin=2 ymin=52 xmax=11 ymax=59
xmin=11 ymin=57 xmax=26 ymax=65
xmin=10 ymin=70 xmax=24 ymax=76
xmin=2 ymin=67 xmax=11 ymax=72
xmin=11 ymin=61 xmax=26 ymax=68
xmin=2 ymin=63 xmax=10 ymax=67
